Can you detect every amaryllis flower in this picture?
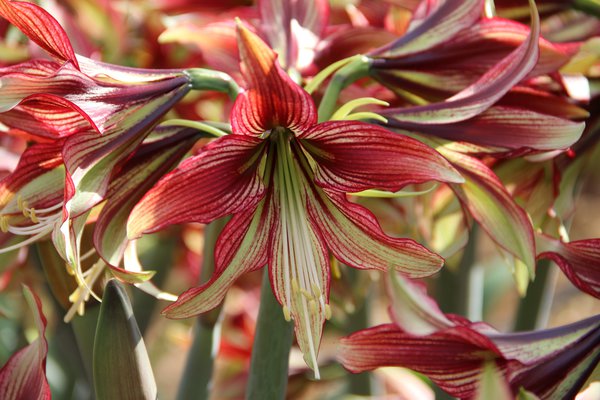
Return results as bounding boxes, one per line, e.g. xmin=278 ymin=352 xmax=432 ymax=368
xmin=339 ymin=271 xmax=600 ymax=399
xmin=127 ymin=22 xmax=464 ymax=375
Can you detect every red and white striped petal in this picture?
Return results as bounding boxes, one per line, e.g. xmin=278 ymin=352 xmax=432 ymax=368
xmin=0 ymin=286 xmax=50 ymax=400
xmin=231 ymin=22 xmax=317 ymax=136
xmin=0 ymin=0 xmax=78 ymax=67
xmin=307 ymin=189 xmax=443 ymax=278
xmin=536 ymin=234 xmax=600 ymax=299
xmin=128 ymin=135 xmax=266 ymax=239
xmin=300 ymin=120 xmax=463 ymax=193
xmin=164 ymin=195 xmax=274 ymax=318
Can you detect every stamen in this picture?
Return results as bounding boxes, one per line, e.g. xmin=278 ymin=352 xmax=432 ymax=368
xmin=283 ymin=305 xmax=292 ymax=322
xmin=331 ymin=257 xmax=341 ymax=279
xmin=21 ymin=201 xmax=29 ymax=218
xmin=325 ymin=304 xmax=332 ymax=320
xmin=0 ymin=215 xmax=8 ymax=233
xmin=28 ymin=208 xmax=39 ymax=224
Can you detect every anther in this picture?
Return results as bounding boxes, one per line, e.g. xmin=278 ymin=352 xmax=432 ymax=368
xmin=283 ymin=305 xmax=292 ymax=322
xmin=311 ymin=283 xmax=321 ymax=298
xmin=301 ymin=288 xmax=314 ymax=300
xmin=29 ymin=208 xmax=39 ymax=224
xmin=21 ymin=201 xmax=30 ymax=218
xmin=0 ymin=215 xmax=9 ymax=233
xmin=325 ymin=304 xmax=332 ymax=320
xmin=309 ymin=299 xmax=317 ymax=314
xmin=331 ymin=257 xmax=341 ymax=279
xmin=291 ymin=278 xmax=300 ymax=295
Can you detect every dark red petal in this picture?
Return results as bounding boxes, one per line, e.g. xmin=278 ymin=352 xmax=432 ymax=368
xmin=128 ymin=135 xmax=266 ymax=238
xmin=0 ymin=0 xmax=78 ymax=67
xmin=300 ymin=120 xmax=463 ymax=193
xmin=231 ymin=22 xmax=317 ymax=135
xmin=537 ymin=235 xmax=600 ymax=299
xmin=339 ymin=323 xmax=502 ymax=399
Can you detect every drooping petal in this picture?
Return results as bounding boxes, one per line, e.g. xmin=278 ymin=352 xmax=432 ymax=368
xmin=306 ymin=189 xmax=443 ymax=278
xmin=536 ymin=234 xmax=600 ymax=299
xmin=382 ymin=0 xmax=540 ymax=124
xmin=163 ymin=195 xmax=275 ymax=318
xmin=0 ymin=286 xmax=50 ymax=400
xmin=396 ymin=106 xmax=585 ymax=151
xmin=339 ymin=323 xmax=503 ymax=399
xmin=64 ymin=82 xmax=190 ymax=218
xmin=440 ymin=147 xmax=536 ymax=289
xmin=127 ymin=134 xmax=266 ymax=239
xmin=372 ymin=0 xmax=483 ymax=58
xmin=0 ymin=0 xmax=78 ymax=67
xmin=231 ymin=22 xmax=316 ymax=136
xmin=94 ymin=126 xmax=201 ymax=267
xmin=300 ymin=120 xmax=463 ymax=193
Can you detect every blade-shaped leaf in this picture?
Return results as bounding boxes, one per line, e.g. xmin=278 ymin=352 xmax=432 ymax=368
xmin=93 ymin=280 xmax=156 ymax=400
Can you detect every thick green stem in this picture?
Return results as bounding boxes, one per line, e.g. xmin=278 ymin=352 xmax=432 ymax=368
xmin=185 ymin=68 xmax=240 ymax=100
xmin=437 ymin=224 xmax=481 ymax=319
xmin=177 ymin=218 xmax=228 ymax=400
xmin=317 ymin=56 xmax=371 ymax=122
xmin=513 ymin=259 xmax=558 ymax=331
xmin=345 ymin=268 xmax=372 ymax=395
xmin=246 ymin=269 xmax=294 ymax=400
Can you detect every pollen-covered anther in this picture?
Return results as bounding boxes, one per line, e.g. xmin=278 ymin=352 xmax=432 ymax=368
xmin=331 ymin=257 xmax=341 ymax=279
xmin=311 ymin=283 xmax=321 ymax=299
xmin=309 ymin=299 xmax=318 ymax=314
xmin=325 ymin=304 xmax=332 ymax=320
xmin=301 ymin=287 xmax=314 ymax=300
xmin=0 ymin=215 xmax=9 ymax=233
xmin=292 ymin=278 xmax=300 ymax=295
xmin=28 ymin=208 xmax=39 ymax=224
xmin=283 ymin=305 xmax=292 ymax=321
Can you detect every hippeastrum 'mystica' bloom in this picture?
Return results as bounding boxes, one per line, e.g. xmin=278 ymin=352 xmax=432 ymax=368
xmin=127 ymin=22 xmax=464 ymax=376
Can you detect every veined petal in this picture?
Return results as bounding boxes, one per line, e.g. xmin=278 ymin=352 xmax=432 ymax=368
xmin=339 ymin=323 xmax=502 ymax=399
xmin=64 ymin=84 xmax=190 ymax=218
xmin=231 ymin=22 xmax=317 ymax=135
xmin=307 ymin=189 xmax=443 ymax=278
xmin=397 ymin=106 xmax=585 ymax=151
xmin=0 ymin=286 xmax=50 ymax=400
xmin=441 ymin=148 xmax=536 ymax=284
xmin=0 ymin=0 xmax=78 ymax=67
xmin=94 ymin=127 xmax=201 ymax=266
xmin=536 ymin=234 xmax=600 ymax=299
xmin=268 ymin=134 xmax=330 ymax=376
xmin=128 ymin=134 xmax=265 ymax=238
xmin=382 ymin=0 xmax=540 ymax=124
xmin=300 ymin=120 xmax=463 ymax=193
xmin=372 ymin=0 xmax=483 ymax=57
xmin=164 ymin=195 xmax=274 ymax=318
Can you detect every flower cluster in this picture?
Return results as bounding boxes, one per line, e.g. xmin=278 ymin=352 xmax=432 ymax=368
xmin=0 ymin=0 xmax=598 ymax=399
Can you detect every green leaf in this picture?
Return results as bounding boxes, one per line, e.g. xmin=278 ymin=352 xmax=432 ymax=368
xmin=93 ymin=280 xmax=157 ymax=400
